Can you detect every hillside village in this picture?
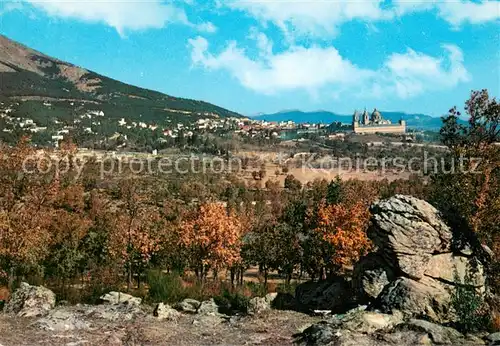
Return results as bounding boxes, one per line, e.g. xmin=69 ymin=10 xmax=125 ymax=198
xmin=0 ymin=99 xmax=344 ymax=149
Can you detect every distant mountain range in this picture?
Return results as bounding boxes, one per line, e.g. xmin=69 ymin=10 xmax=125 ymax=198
xmin=252 ymin=110 xmax=461 ymax=130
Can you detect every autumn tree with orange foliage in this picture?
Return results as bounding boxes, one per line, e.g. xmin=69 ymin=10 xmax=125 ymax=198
xmin=0 ymin=138 xmax=59 ymax=286
xmin=180 ymin=203 xmax=242 ymax=281
xmin=305 ymin=200 xmax=371 ymax=279
xmin=110 ymin=179 xmax=162 ymax=290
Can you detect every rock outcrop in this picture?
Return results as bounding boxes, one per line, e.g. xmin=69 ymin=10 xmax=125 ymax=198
xmin=295 ymin=307 xmax=482 ymax=346
xmin=368 ymin=195 xmax=453 ymax=280
xmin=33 ymin=307 xmax=91 ymax=331
xmin=352 ymin=195 xmax=487 ymax=323
xmin=4 ymin=282 xmax=56 ymax=317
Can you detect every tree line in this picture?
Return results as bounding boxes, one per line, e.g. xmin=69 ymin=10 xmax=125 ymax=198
xmin=0 ymin=89 xmax=498 ymax=302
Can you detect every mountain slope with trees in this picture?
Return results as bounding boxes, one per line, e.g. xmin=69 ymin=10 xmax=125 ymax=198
xmin=0 ymin=35 xmax=242 ymax=123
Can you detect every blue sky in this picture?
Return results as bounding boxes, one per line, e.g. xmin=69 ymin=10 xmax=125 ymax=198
xmin=0 ymin=0 xmax=499 ymax=117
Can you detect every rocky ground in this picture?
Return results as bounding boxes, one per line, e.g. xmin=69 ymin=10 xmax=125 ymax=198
xmin=0 ymin=308 xmax=321 ymax=346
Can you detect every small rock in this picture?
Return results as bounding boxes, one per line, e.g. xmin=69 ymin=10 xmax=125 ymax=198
xmin=313 ymin=310 xmax=332 ymax=318
xmin=173 ymin=298 xmax=200 ymax=313
xmin=197 ymin=298 xmax=220 ymax=316
xmin=153 ymin=303 xmax=180 ymax=321
xmin=100 ymin=292 xmax=141 ymax=306
xmin=248 ymin=293 xmax=277 ymax=315
xmin=4 ymin=282 xmax=56 ymax=317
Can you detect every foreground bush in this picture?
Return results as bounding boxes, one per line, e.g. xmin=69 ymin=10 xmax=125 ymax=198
xmin=147 ymin=270 xmax=188 ymax=304
xmin=214 ymin=289 xmax=250 ymax=315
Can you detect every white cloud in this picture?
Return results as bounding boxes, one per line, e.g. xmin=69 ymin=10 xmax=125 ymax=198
xmin=394 ymin=0 xmax=500 ymax=26
xmin=226 ymin=0 xmax=392 ymax=37
xmin=226 ymin=0 xmax=499 ymax=38
xmin=0 ymin=1 xmax=24 ymax=15
xmin=21 ymin=0 xmax=215 ymax=35
xmin=189 ymin=34 xmax=470 ymax=99
xmin=438 ymin=0 xmax=500 ymax=26
xmin=381 ymin=44 xmax=470 ymax=98
xmin=188 ymin=34 xmax=373 ymax=95
xmin=196 ymin=21 xmax=218 ymax=33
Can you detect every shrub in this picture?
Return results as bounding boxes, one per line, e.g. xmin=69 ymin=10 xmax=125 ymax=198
xmin=147 ymin=270 xmax=187 ymax=304
xmin=277 ymin=281 xmax=299 ymax=296
xmin=451 ymin=268 xmax=491 ymax=333
xmin=214 ymin=288 xmax=250 ymax=315
xmin=246 ymin=282 xmax=268 ymax=297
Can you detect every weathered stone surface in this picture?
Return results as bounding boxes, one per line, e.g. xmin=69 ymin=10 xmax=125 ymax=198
xmin=173 ymin=298 xmax=200 ymax=313
xmin=192 ymin=299 xmax=229 ymax=326
xmin=352 ymin=252 xmax=395 ymax=304
xmin=369 ymin=195 xmax=453 ymax=280
xmin=339 ymin=309 xmax=403 ymax=334
xmin=248 ymin=293 xmax=278 ymax=315
xmin=295 ymin=308 xmax=414 ymax=346
xmin=197 ymin=298 xmax=220 ymax=316
xmin=401 ymin=319 xmax=464 ymax=344
xmin=153 ymin=303 xmax=180 ymax=321
xmin=362 ymin=195 xmax=487 ymax=324
xmin=4 ymin=282 xmax=56 ymax=317
xmin=295 ymin=277 xmax=355 ymax=313
xmin=424 ymin=254 xmax=485 ymax=287
xmin=295 ymin=307 xmax=479 ymax=346
xmin=100 ymin=292 xmax=141 ymax=306
xmin=31 ymin=301 xmax=144 ymax=332
xmin=33 ymin=308 xmax=90 ymax=331
xmin=91 ymin=302 xmax=145 ymax=321
xmin=374 ymin=276 xmax=453 ymax=323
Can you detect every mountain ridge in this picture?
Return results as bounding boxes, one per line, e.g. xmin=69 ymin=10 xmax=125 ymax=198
xmin=0 ymin=34 xmax=242 ymax=121
xmin=252 ymin=109 xmax=456 ymax=130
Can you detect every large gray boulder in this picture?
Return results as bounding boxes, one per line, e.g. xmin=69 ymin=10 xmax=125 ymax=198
xmin=193 ymin=298 xmax=228 ymax=325
xmin=362 ymin=195 xmax=487 ymax=324
xmin=197 ymin=298 xmax=221 ymax=316
xmin=369 ymin=195 xmax=453 ymax=280
xmin=4 ymin=282 xmax=56 ymax=317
